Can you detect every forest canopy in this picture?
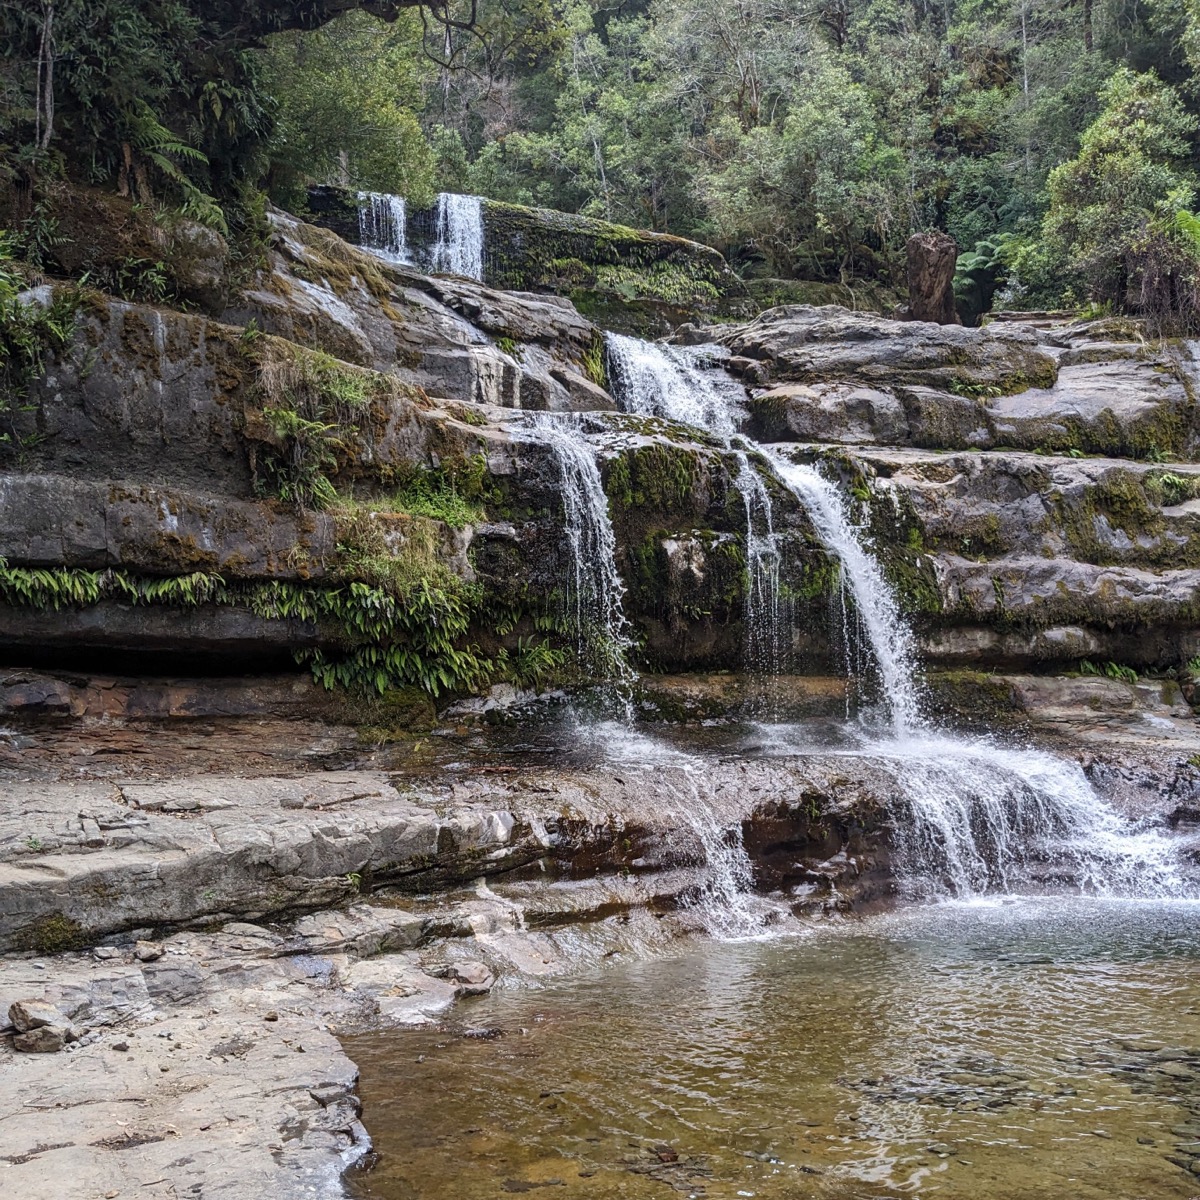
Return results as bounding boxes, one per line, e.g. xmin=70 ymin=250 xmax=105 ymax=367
xmin=2 ymin=0 xmax=1200 ymax=328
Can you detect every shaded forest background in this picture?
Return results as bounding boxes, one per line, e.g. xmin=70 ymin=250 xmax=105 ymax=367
xmin=3 ymin=0 xmax=1200 ymax=327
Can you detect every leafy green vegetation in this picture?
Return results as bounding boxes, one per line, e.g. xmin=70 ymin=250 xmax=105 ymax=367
xmin=1080 ymin=659 xmax=1139 ymax=684
xmin=5 ymin=0 xmax=1200 ymax=329
xmin=247 ymin=343 xmax=379 ymax=508
xmin=0 ymin=234 xmax=80 ymax=455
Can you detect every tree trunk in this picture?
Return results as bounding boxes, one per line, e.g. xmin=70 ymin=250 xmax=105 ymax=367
xmin=906 ymin=231 xmax=960 ymax=325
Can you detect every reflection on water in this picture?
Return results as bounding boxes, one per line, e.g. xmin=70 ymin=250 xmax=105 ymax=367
xmin=347 ymin=899 xmax=1200 ymax=1199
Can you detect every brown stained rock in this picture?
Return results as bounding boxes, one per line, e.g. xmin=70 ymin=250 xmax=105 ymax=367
xmin=13 ymin=1025 xmax=67 ymax=1053
xmin=9 ymin=998 xmax=65 ymax=1032
xmin=134 ymin=941 xmax=164 ymax=962
xmin=907 ymin=230 xmax=961 ymax=325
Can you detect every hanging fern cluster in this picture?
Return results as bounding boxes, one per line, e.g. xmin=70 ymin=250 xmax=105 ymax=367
xmin=0 ymin=562 xmax=565 ymax=698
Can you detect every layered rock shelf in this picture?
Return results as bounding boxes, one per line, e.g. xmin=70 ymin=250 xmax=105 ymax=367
xmin=5 ymin=190 xmax=1200 ymax=1198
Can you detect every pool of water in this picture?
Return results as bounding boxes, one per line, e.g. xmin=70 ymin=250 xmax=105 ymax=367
xmin=347 ymin=898 xmax=1200 ymax=1199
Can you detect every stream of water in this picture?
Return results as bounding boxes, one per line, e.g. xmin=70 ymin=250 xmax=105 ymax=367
xmin=605 ymin=334 xmax=787 ymax=675
xmin=600 ymin=333 xmax=1191 ymax=906
xmin=355 ymin=191 xmax=484 ymax=279
xmin=431 ymin=192 xmax=485 ymax=280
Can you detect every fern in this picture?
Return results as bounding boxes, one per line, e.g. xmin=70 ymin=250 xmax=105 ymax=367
xmin=124 ymin=101 xmax=228 ymax=234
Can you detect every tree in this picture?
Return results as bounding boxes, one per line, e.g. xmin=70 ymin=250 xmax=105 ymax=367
xmin=262 ymin=11 xmax=436 ymax=207
xmin=1035 ymin=67 xmax=1200 ymax=328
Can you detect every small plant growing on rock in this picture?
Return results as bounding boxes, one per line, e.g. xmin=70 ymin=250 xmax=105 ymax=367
xmin=248 ymin=343 xmax=378 ymax=508
xmin=1080 ymin=659 xmax=1139 ymax=684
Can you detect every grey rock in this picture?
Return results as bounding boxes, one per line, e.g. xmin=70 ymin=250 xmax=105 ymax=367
xmin=714 ymin=305 xmax=1056 ymax=394
xmin=9 ymin=998 xmax=65 ymax=1032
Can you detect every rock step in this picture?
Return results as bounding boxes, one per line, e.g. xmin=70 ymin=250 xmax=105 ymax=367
xmin=0 ymin=763 xmax=890 ymax=952
xmin=765 ymin=443 xmax=1200 ymax=670
xmin=703 ymin=306 xmax=1197 ymax=461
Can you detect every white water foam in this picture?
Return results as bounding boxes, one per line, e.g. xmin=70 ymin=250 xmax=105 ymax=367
xmin=868 ymin=732 xmax=1187 ymax=899
xmin=605 ymin=334 xmax=787 ymax=673
xmin=357 ymin=191 xmax=410 ymax=263
xmin=431 ymin=193 xmax=484 ymax=280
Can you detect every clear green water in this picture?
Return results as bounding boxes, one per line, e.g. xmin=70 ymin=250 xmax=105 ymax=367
xmin=347 ymin=899 xmax=1200 ymax=1200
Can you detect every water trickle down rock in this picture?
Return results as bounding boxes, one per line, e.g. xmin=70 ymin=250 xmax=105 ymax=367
xmin=517 ymin=412 xmax=635 ymax=692
xmin=431 ymin=193 xmax=485 ymax=281
xmin=605 ymin=333 xmax=788 ymax=675
xmin=357 ymin=191 xmax=410 ymax=264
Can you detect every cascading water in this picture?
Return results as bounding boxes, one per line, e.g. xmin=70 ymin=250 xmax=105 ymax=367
xmin=602 ymin=333 xmax=1192 ymax=902
xmin=874 ymin=733 xmax=1187 ymax=899
xmin=516 ymin=409 xmax=763 ymax=926
xmin=431 ymin=193 xmax=484 ymax=280
xmin=357 ymin=191 xmax=410 ymax=264
xmin=766 ymin=459 xmax=1189 ymax=899
xmin=518 ymin=413 xmax=634 ymax=689
xmin=605 ymin=334 xmax=787 ymax=674
xmin=770 ymin=457 xmax=923 ymax=734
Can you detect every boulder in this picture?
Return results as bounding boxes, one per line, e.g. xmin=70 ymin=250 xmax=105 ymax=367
xmin=9 ymin=997 xmax=66 ymax=1032
xmin=907 ymin=231 xmax=960 ymax=325
xmin=13 ymin=1025 xmax=67 ymax=1053
xmin=712 ymin=305 xmax=1056 ymax=394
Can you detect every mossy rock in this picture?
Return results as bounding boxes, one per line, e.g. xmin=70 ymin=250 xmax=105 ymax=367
xmin=12 ymin=911 xmax=88 ymax=954
xmin=746 ymin=278 xmax=903 ymax=315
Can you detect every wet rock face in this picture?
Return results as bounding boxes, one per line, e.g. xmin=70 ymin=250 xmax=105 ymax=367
xmin=812 ymin=445 xmax=1200 ymax=670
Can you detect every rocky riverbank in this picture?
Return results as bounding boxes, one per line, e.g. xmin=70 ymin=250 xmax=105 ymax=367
xmin=2 ymin=665 xmax=1200 ymax=1197
xmin=5 ymin=188 xmax=1200 ymax=1198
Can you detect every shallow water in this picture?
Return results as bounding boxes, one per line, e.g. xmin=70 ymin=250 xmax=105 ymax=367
xmin=347 ymin=899 xmax=1200 ymax=1200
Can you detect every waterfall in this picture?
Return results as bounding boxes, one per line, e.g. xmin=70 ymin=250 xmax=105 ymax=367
xmin=605 ymin=334 xmax=787 ymax=673
xmin=431 ymin=193 xmax=485 ymax=281
xmin=867 ymin=732 xmax=1189 ymax=899
xmin=584 ymin=722 xmax=763 ymax=938
xmin=770 ymin=458 xmax=923 ymax=734
xmin=520 ymin=414 xmax=635 ymax=689
xmin=606 ymin=333 xmax=737 ymax=437
xmin=357 ymin=191 xmax=410 ymax=264
xmin=602 ymin=334 xmax=1190 ymax=902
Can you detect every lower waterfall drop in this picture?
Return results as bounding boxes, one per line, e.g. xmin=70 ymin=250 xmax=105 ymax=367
xmin=769 ymin=458 xmax=1190 ymax=899
xmin=431 ymin=193 xmax=484 ymax=280
xmin=603 ymin=333 xmax=1191 ymax=902
xmin=357 ymin=191 xmax=409 ymax=263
